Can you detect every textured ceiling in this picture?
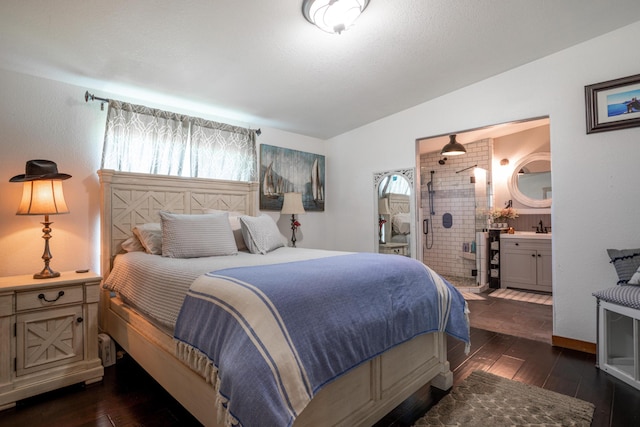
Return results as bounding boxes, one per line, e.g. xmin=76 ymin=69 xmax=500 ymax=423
xmin=1 ymin=1 xmax=639 ymax=139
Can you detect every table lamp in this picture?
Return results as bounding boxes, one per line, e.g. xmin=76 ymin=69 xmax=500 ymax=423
xmin=281 ymin=192 xmax=305 ymax=247
xmin=10 ymin=160 xmax=71 ymax=279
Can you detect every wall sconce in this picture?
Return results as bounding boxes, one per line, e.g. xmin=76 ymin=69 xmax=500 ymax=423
xmin=281 ymin=192 xmax=306 ymax=247
xmin=500 ymin=158 xmax=510 ymax=166
xmin=440 ymin=134 xmax=466 ymax=156
xmin=10 ymin=160 xmax=71 ymax=279
xmin=302 ymin=0 xmax=370 ymax=34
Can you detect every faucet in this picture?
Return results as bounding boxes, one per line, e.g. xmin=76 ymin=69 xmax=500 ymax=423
xmin=533 ymin=220 xmax=551 ymax=234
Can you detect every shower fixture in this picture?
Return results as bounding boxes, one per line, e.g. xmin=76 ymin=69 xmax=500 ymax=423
xmin=455 ymin=164 xmax=478 ymax=174
xmin=424 ymin=170 xmax=436 ymax=250
xmin=438 ymin=157 xmax=447 ymax=165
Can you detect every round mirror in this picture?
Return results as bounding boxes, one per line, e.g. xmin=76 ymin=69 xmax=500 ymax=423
xmin=507 ymin=152 xmax=551 ymax=208
xmin=373 ymin=169 xmax=415 ymax=257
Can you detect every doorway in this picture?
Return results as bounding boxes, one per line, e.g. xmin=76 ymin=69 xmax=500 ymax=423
xmin=415 ymin=117 xmax=553 ymax=342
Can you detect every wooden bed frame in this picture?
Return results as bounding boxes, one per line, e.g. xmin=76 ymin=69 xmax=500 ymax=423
xmin=98 ymin=169 xmax=454 ymax=427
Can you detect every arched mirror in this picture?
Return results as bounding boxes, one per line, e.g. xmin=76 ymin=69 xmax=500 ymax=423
xmin=373 ymin=169 xmax=415 ymax=257
xmin=507 ymin=152 xmax=551 ymax=208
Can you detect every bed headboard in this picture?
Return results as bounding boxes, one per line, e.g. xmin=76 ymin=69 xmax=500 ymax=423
xmin=98 ymin=169 xmax=259 ymax=278
xmin=387 ymin=193 xmax=410 ymax=216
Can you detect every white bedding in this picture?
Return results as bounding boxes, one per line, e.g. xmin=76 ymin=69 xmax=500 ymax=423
xmin=392 ymin=212 xmax=411 ymax=235
xmin=103 ymin=247 xmax=348 ymax=332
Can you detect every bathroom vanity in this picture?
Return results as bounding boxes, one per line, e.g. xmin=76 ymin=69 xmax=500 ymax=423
xmin=500 ymin=232 xmax=552 ymax=293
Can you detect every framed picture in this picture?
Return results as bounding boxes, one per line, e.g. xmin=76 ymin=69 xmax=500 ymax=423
xmin=259 ymin=144 xmax=325 ymax=211
xmin=585 ymin=73 xmax=640 ymax=134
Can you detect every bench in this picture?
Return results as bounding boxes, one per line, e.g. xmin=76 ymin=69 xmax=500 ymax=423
xmin=593 ymin=285 xmax=640 ymax=390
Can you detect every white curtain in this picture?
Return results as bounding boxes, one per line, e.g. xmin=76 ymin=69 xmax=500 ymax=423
xmin=190 ymin=117 xmax=256 ymax=181
xmin=102 ymin=100 xmax=257 ymax=181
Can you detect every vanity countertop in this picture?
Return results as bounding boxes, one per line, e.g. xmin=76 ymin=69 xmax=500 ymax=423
xmin=500 ymin=231 xmax=551 ymax=240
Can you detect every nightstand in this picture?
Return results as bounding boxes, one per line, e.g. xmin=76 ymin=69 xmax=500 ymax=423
xmin=0 ymin=271 xmax=104 ymax=410
xmin=379 ymin=242 xmax=408 ymax=256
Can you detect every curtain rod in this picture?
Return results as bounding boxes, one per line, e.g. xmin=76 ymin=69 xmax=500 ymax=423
xmin=84 ymin=91 xmax=109 ymax=110
xmin=83 ymin=90 xmax=261 ymax=136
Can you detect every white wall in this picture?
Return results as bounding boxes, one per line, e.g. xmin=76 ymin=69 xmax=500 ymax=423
xmin=325 ymin=21 xmax=640 ymax=344
xmin=0 ymin=70 xmax=326 ymax=278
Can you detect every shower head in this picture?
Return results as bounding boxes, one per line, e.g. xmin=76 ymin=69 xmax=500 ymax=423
xmin=438 ymin=157 xmax=447 ymax=165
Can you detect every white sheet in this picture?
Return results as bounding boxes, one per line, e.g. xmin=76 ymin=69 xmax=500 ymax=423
xmin=103 ymin=248 xmax=348 ymax=331
xmin=392 ymin=212 xmax=411 ymax=235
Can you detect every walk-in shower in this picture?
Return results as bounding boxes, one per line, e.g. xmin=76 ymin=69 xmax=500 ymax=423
xmin=419 ymin=141 xmax=491 ymax=289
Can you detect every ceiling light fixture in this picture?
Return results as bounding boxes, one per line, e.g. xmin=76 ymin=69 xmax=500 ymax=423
xmin=440 ymin=134 xmax=467 ymax=156
xmin=302 ymin=0 xmax=370 ymax=34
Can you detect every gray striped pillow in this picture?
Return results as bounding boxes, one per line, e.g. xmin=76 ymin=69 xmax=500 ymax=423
xmin=239 ymin=214 xmax=285 ymax=254
xmin=160 ymin=211 xmax=238 ymax=258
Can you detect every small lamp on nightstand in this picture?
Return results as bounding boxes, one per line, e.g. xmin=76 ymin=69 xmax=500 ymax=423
xmin=281 ymin=192 xmax=305 ymax=247
xmin=378 ymin=197 xmax=391 ymax=244
xmin=10 ymin=160 xmax=71 ymax=279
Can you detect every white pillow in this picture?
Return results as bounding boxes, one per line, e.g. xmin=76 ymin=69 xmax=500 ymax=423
xmin=392 ymin=212 xmax=411 ymax=235
xmin=239 ymin=214 xmax=285 ymax=254
xmin=132 ymin=223 xmax=162 ymax=255
xmin=629 ymin=265 xmax=640 ymax=285
xmin=204 ymin=209 xmax=247 ymax=251
xmin=160 ymin=211 xmax=238 ymax=258
xmin=121 ymin=236 xmax=146 ymax=252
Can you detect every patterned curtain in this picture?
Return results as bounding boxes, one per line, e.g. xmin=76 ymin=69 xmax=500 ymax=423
xmin=102 ymin=100 xmax=257 ymax=181
xmin=190 ymin=117 xmax=257 ymax=181
xmin=102 ymin=101 xmax=188 ymax=175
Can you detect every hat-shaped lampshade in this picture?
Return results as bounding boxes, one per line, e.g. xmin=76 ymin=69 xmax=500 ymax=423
xmin=17 ymin=180 xmax=69 ymax=215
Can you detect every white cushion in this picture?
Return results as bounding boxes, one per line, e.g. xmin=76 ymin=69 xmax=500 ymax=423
xmin=132 ymin=223 xmax=162 ymax=255
xmin=392 ymin=212 xmax=411 ymax=235
xmin=239 ymin=214 xmax=285 ymax=254
xmin=121 ymin=236 xmax=146 ymax=253
xmin=160 ymin=211 xmax=238 ymax=258
xmin=629 ymin=265 xmax=640 ymax=285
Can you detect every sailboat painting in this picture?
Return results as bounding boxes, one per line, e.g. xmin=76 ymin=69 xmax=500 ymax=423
xmin=260 ymin=144 xmax=325 ymax=211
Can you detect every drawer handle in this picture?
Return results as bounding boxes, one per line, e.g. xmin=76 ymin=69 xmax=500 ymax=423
xmin=77 ymin=317 xmax=84 ymax=323
xmin=38 ymin=290 xmax=65 ymax=303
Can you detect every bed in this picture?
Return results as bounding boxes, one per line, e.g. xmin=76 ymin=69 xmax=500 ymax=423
xmin=98 ymin=170 xmax=469 ymax=427
xmin=383 ymin=193 xmax=411 ymax=248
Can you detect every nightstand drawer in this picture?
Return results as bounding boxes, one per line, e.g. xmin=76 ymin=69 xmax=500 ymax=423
xmin=16 ymin=285 xmax=83 ymax=312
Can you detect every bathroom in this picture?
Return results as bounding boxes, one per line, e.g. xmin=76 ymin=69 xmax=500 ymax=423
xmin=418 ymin=117 xmax=552 ymax=293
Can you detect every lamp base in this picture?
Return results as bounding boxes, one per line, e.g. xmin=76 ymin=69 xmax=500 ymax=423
xmin=34 ymin=266 xmax=60 ymax=280
xmin=34 ymin=216 xmax=60 ymax=279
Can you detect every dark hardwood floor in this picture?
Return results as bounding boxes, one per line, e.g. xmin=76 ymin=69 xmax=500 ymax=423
xmin=465 ymin=288 xmax=553 ymax=344
xmin=1 ymin=296 xmax=639 ymax=427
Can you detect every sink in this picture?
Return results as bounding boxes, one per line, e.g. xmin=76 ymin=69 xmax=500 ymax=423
xmin=500 ymin=231 xmax=551 ymax=239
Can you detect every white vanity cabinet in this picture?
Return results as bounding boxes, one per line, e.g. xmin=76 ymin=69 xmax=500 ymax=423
xmin=500 ymin=235 xmax=552 ymax=293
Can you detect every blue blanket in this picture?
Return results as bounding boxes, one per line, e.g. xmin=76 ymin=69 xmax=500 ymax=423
xmin=174 ymin=253 xmax=469 ymax=427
